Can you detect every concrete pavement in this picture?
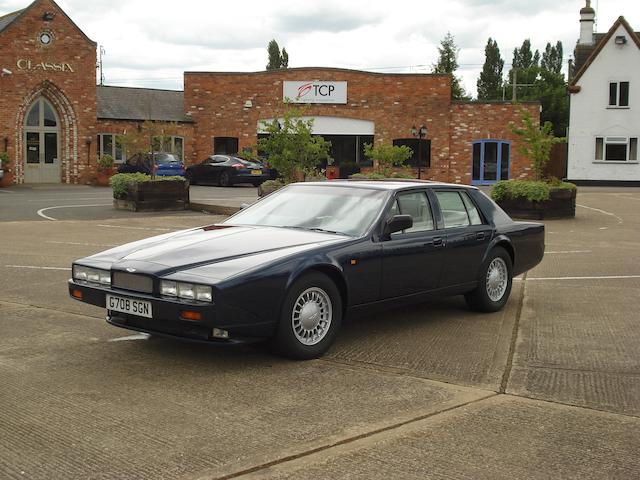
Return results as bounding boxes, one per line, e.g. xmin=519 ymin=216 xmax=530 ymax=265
xmin=0 ymin=187 xmax=639 ymax=479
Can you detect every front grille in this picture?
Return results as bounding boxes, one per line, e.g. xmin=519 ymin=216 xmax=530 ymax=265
xmin=112 ymin=272 xmax=153 ymax=293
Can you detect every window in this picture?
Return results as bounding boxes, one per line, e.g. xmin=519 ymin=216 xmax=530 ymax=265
xmin=97 ymin=134 xmax=125 ymax=163
xmin=214 ymin=137 xmax=239 ymax=155
xmin=435 ymin=191 xmax=483 ymax=228
xmin=472 ymin=140 xmax=510 ymax=184
xmin=609 ymin=82 xmax=629 ymax=107
xmin=152 ymin=136 xmax=184 ymax=160
xmin=392 ymin=139 xmax=431 ymax=168
xmin=390 ymin=192 xmax=434 ymax=235
xmin=595 ymin=137 xmax=638 ymax=162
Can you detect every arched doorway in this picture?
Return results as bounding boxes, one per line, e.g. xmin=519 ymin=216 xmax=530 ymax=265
xmin=24 ymin=97 xmax=61 ymax=183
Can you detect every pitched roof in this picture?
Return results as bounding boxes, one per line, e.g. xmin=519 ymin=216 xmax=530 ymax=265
xmin=572 ymin=16 xmax=640 ymax=85
xmin=0 ymin=9 xmax=23 ymax=33
xmin=96 ymin=86 xmax=190 ymax=122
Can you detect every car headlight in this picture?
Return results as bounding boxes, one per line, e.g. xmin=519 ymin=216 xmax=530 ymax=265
xmin=73 ymin=265 xmax=111 ymax=286
xmin=160 ymin=280 xmax=212 ymax=302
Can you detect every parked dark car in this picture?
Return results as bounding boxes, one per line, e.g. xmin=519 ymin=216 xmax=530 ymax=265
xmin=117 ymin=153 xmax=185 ymax=177
xmin=69 ymin=180 xmax=544 ymax=359
xmin=185 ymin=155 xmax=271 ymax=186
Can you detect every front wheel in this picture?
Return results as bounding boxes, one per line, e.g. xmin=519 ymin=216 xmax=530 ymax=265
xmin=465 ymin=247 xmax=513 ymax=312
xmin=272 ymin=272 xmax=342 ymax=360
xmin=219 ymin=171 xmax=232 ymax=187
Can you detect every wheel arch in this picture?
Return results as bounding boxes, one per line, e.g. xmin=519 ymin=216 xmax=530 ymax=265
xmin=487 ymin=235 xmax=515 ymax=266
xmin=287 ymin=264 xmax=348 ymax=316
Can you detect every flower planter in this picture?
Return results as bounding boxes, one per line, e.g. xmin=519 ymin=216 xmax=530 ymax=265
xmin=113 ymin=179 xmax=189 ymax=211
xmin=96 ymin=168 xmax=114 ymax=186
xmin=496 ymin=187 xmax=576 ymax=220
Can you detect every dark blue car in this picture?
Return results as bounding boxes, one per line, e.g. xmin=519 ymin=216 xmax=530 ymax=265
xmin=117 ymin=153 xmax=185 ymax=177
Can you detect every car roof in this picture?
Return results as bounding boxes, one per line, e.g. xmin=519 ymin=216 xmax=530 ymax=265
xmin=296 ymin=179 xmax=479 ymax=191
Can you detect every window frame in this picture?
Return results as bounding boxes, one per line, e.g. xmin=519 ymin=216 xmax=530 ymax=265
xmin=594 ymin=136 xmax=638 ymax=163
xmin=97 ymin=133 xmax=126 ymax=163
xmin=608 ymin=81 xmax=630 ymax=108
xmin=434 ymin=189 xmax=487 ymax=230
xmin=471 ymin=139 xmax=511 ymax=185
xmin=385 ymin=190 xmax=436 ymax=237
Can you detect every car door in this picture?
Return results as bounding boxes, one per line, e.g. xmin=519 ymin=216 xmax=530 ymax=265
xmin=381 ymin=190 xmax=445 ymax=299
xmin=193 ymin=157 xmax=214 ymax=183
xmin=432 ymin=189 xmax=493 ymax=288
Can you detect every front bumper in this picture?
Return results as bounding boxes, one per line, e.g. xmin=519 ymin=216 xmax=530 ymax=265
xmin=68 ymin=280 xmax=274 ymax=343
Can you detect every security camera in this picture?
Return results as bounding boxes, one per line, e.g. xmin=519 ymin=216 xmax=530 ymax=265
xmin=1 ymin=68 xmax=12 ymax=76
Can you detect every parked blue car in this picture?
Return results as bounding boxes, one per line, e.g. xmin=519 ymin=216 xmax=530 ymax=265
xmin=117 ymin=153 xmax=185 ymax=177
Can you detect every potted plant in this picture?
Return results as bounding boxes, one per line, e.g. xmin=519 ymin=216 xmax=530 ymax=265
xmin=0 ymin=152 xmax=13 ymax=187
xmin=110 ymin=173 xmax=189 ymax=211
xmin=96 ymin=154 xmax=115 ymax=186
xmin=491 ymin=109 xmax=576 ymax=219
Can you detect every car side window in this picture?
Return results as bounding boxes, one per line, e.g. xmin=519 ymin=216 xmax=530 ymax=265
xmin=391 ymin=192 xmax=434 ymax=235
xmin=435 ymin=191 xmax=471 ymax=229
xmin=460 ymin=192 xmax=484 ymax=225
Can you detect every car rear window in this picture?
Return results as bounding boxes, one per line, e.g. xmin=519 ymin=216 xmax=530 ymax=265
xmin=155 ymin=154 xmax=180 ymax=164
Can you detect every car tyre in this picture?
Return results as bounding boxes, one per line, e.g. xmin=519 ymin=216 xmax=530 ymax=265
xmin=272 ymin=272 xmax=342 ymax=360
xmin=465 ymin=246 xmax=513 ymax=313
xmin=219 ymin=171 xmax=232 ymax=187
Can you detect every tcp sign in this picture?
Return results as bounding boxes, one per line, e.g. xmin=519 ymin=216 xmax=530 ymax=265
xmin=283 ymin=81 xmax=347 ymax=104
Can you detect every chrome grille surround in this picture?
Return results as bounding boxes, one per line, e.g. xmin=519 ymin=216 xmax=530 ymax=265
xmin=112 ymin=272 xmax=153 ymax=294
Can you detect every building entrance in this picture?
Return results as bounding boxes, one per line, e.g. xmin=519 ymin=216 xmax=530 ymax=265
xmin=23 ymin=97 xmax=61 ymax=183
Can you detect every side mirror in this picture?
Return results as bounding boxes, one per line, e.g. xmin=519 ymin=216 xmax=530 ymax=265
xmin=385 ymin=214 xmax=413 ymax=236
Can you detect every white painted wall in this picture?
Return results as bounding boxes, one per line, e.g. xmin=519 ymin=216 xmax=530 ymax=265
xmin=568 ymin=23 xmax=640 ymax=181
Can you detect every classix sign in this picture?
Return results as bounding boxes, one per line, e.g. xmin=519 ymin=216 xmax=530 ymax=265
xmin=283 ymin=81 xmax=347 ymax=104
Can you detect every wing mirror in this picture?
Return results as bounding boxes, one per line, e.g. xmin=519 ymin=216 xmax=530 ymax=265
xmin=384 ymin=214 xmax=413 ymax=236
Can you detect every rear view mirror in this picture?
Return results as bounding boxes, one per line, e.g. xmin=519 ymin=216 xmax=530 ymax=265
xmin=385 ymin=214 xmax=413 ymax=235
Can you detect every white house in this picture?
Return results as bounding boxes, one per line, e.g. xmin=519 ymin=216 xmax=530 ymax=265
xmin=567 ymin=1 xmax=640 ymax=184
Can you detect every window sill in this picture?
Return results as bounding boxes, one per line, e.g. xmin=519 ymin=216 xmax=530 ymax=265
xmin=606 ymin=106 xmax=630 ymax=110
xmin=593 ymin=161 xmax=639 ymax=164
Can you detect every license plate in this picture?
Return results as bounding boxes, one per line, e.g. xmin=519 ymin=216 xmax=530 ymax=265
xmin=251 ymin=170 xmax=262 ymax=175
xmin=106 ymin=294 xmax=152 ymax=318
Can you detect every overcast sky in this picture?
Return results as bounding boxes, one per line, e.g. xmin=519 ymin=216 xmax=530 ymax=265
xmin=1 ymin=0 xmax=638 ymax=97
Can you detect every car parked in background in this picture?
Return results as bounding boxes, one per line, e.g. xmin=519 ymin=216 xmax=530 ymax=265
xmin=185 ymin=155 xmax=271 ymax=187
xmin=117 ymin=153 xmax=185 ymax=177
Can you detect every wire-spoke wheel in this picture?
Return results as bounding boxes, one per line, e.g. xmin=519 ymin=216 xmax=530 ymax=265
xmin=273 ymin=272 xmax=342 ymax=360
xmin=291 ymin=287 xmax=333 ymax=346
xmin=465 ymin=246 xmax=513 ymax=312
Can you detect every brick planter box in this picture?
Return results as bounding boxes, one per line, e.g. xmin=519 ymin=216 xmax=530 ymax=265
xmin=496 ymin=187 xmax=576 ymax=220
xmin=114 ymin=179 xmax=189 ymax=211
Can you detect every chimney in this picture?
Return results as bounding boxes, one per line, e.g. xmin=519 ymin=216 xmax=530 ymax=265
xmin=579 ymin=0 xmax=596 ymax=45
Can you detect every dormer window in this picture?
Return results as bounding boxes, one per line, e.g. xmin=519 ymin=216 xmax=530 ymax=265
xmin=609 ymin=82 xmax=629 ymax=107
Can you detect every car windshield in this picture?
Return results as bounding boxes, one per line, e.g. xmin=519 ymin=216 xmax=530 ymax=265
xmin=223 ymin=184 xmax=389 ymax=237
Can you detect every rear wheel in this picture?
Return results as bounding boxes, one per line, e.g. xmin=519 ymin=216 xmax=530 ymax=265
xmin=465 ymin=247 xmax=513 ymax=312
xmin=219 ymin=171 xmax=232 ymax=187
xmin=272 ymin=272 xmax=342 ymax=360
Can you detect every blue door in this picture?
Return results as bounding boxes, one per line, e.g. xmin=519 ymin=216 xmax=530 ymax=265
xmin=472 ymin=140 xmax=510 ymax=185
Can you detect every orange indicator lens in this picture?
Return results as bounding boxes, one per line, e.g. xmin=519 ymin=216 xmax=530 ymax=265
xmin=180 ymin=311 xmax=202 ymax=321
xmin=72 ymin=289 xmax=83 ymax=299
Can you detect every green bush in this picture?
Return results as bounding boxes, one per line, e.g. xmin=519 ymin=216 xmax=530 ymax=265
xmin=109 ymin=173 xmax=185 ymax=199
xmin=350 ymin=170 xmax=415 ymax=180
xmin=491 ymin=180 xmax=576 ymax=202
xmin=97 ymin=154 xmax=114 ymax=172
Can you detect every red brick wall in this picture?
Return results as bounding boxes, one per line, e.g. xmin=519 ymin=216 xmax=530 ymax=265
xmin=0 ymin=0 xmax=97 ymax=184
xmin=449 ymin=102 xmax=540 ymax=183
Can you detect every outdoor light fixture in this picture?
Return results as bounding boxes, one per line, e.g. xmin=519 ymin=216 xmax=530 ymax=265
xmin=42 ymin=11 xmax=56 ymax=21
xmin=411 ymin=124 xmax=428 ymax=179
xmin=615 ymin=35 xmax=627 ymax=45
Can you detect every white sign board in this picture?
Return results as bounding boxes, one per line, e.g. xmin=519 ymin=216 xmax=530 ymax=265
xmin=283 ymin=81 xmax=347 ymax=104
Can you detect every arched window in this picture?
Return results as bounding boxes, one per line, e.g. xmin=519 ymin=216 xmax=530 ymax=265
xmin=25 ymin=98 xmax=58 ymax=128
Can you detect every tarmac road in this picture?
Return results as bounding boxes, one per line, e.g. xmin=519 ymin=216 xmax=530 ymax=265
xmin=0 ymin=187 xmax=639 ymax=479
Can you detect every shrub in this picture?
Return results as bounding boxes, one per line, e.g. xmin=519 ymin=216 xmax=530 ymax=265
xmin=363 ymin=143 xmax=413 ymax=177
xmin=491 ymin=179 xmax=576 ymax=202
xmin=0 ymin=152 xmax=10 ymax=168
xmin=109 ymin=173 xmax=185 ymax=199
xmin=97 ymin=154 xmax=114 ymax=173
xmin=350 ymin=170 xmax=415 ymax=180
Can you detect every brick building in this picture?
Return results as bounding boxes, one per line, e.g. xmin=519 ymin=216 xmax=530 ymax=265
xmin=0 ymin=0 xmax=539 ymax=186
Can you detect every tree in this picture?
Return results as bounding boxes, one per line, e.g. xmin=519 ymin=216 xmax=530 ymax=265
xmin=477 ymin=38 xmax=504 ymax=101
xmin=511 ymin=108 xmax=565 ymax=180
xmin=266 ymin=39 xmax=289 ymax=70
xmin=257 ymin=105 xmax=332 ymax=183
xmin=118 ymin=121 xmax=175 ymax=179
xmin=432 ymin=32 xmax=469 ymax=100
xmin=541 ymin=41 xmax=563 ymax=74
xmin=363 ymin=143 xmax=413 ymax=177
xmin=507 ymin=39 xmax=540 ymax=101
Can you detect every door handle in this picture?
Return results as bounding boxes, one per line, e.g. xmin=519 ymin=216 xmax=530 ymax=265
xmin=433 ymin=236 xmax=444 ymax=248
xmin=476 ymin=232 xmax=486 ymax=241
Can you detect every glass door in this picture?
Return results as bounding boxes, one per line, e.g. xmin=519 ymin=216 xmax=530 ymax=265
xmin=472 ymin=140 xmax=510 ymax=185
xmin=23 ymin=98 xmax=61 ymax=183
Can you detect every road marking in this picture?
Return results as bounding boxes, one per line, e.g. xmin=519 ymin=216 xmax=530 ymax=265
xmin=45 ymin=240 xmax=117 ymax=247
xmin=97 ymin=224 xmax=172 ymax=231
xmin=4 ymin=265 xmax=71 ymax=271
xmin=527 ymin=275 xmax=640 ymax=281
xmin=576 ymin=204 xmax=624 ymax=224
xmin=108 ymin=333 xmax=150 ymax=342
xmin=37 ymin=203 xmax=111 ymax=220
xmin=28 ymin=197 xmax=111 ymax=202
xmin=545 ymin=250 xmax=592 ymax=254
xmin=0 ymin=189 xmax=14 ymax=193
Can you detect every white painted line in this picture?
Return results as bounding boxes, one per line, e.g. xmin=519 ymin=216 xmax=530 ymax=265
xmin=45 ymin=241 xmax=117 ymax=247
xmin=527 ymin=275 xmax=640 ymax=281
xmin=28 ymin=197 xmax=111 ymax=202
xmin=0 ymin=189 xmax=14 ymax=193
xmin=545 ymin=250 xmax=592 ymax=254
xmin=108 ymin=333 xmax=150 ymax=342
xmin=576 ymin=204 xmax=624 ymax=224
xmin=37 ymin=203 xmax=111 ymax=221
xmin=97 ymin=224 xmax=171 ymax=231
xmin=4 ymin=265 xmax=71 ymax=271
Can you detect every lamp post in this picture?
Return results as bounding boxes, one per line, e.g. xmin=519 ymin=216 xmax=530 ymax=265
xmin=411 ymin=124 xmax=427 ymax=179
